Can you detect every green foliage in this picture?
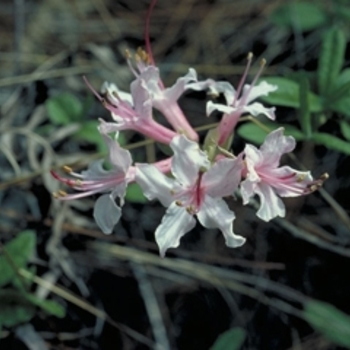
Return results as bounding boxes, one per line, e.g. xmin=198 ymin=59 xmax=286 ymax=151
xmin=304 ymin=300 xmax=350 ymax=348
xmin=298 ymin=76 xmax=312 ymax=138
xmin=0 ymin=231 xmax=36 ymax=288
xmin=270 ymin=2 xmax=327 ymax=31
xmin=238 ymin=122 xmax=304 ymax=145
xmin=0 ymin=231 xmax=66 ymax=329
xmin=46 ymin=92 xmax=84 ymax=125
xmin=340 ymin=121 xmax=350 ymax=141
xmin=125 ymin=183 xmax=148 ymax=203
xmin=318 ymin=27 xmax=346 ymax=97
xmin=311 ymin=133 xmax=350 ymax=155
xmin=0 ymin=290 xmax=36 ymax=328
xmin=259 ymin=77 xmax=322 ymax=112
xmin=210 ymin=327 xmax=246 ymax=350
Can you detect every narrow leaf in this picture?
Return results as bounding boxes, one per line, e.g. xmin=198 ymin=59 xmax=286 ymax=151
xmin=259 ymin=77 xmax=322 ymax=112
xmin=318 ymin=27 xmax=346 ymax=97
xmin=331 ymin=97 xmax=350 ymax=118
xmin=210 ymin=327 xmax=246 ymax=350
xmin=312 ymin=132 xmax=350 ymax=155
xmin=298 ymin=76 xmax=312 ymax=138
xmin=24 ymin=294 xmax=66 ymax=318
xmin=340 ymin=121 xmax=350 ymax=141
xmin=270 ymin=2 xmax=327 ymax=31
xmin=304 ymin=300 xmax=350 ymax=348
xmin=238 ymin=122 xmax=305 ymax=145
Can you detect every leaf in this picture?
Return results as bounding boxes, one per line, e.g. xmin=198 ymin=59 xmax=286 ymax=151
xmin=318 ymin=27 xmax=346 ymax=97
xmin=0 ymin=231 xmax=36 ymax=288
xmin=0 ymin=290 xmax=35 ymax=327
xmin=270 ymin=2 xmax=327 ymax=31
xmin=210 ymin=327 xmax=246 ymax=350
xmin=312 ymin=132 xmax=350 ymax=155
xmin=331 ymin=97 xmax=350 ymax=118
xmin=125 ymin=183 xmax=147 ymax=204
xmin=298 ymin=76 xmax=312 ymax=138
xmin=46 ymin=92 xmax=84 ymax=125
xmin=340 ymin=121 xmax=350 ymax=141
xmin=259 ymin=77 xmax=323 ymax=112
xmin=238 ymin=122 xmax=305 ymax=145
xmin=74 ymin=121 xmax=107 ymax=153
xmin=304 ymin=300 xmax=350 ymax=348
xmin=24 ymin=294 xmax=66 ymax=318
xmin=328 ymin=69 xmax=350 ymax=103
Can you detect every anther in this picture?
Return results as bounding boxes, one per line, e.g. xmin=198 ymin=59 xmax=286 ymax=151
xmin=247 ymin=52 xmax=253 ymax=60
xmin=259 ymin=58 xmax=266 ymax=67
xmin=63 ymin=165 xmax=73 ymax=173
xmin=175 ymin=200 xmax=183 ymax=207
xmin=58 ymin=190 xmax=68 ymax=197
xmin=124 ymin=49 xmax=131 ymax=59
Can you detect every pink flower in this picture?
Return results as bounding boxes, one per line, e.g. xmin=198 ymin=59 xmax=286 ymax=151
xmin=136 ymin=135 xmax=246 ymax=257
xmin=206 ymin=53 xmax=277 ymax=145
xmin=241 ymin=128 xmax=327 ymax=221
xmin=85 ymin=77 xmax=176 ymax=145
xmin=52 ymin=129 xmax=133 ymax=233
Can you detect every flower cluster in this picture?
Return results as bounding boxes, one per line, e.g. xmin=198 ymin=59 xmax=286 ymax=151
xmin=52 ymin=49 xmax=327 ymax=257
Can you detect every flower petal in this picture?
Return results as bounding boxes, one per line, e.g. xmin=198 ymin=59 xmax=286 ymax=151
xmin=208 ymin=81 xmax=236 ymax=105
xmin=203 ymin=156 xmax=243 ymax=198
xmin=135 ymin=164 xmax=176 ymax=207
xmin=197 ymin=196 xmax=246 ymax=248
xmin=242 ymin=81 xmax=277 ymax=104
xmin=255 ymin=183 xmax=285 ymax=221
xmin=163 ymin=68 xmax=198 ymax=102
xmin=206 ymin=101 xmax=235 ymax=116
xmin=155 ymin=202 xmax=196 ymax=257
xmin=242 ymin=102 xmax=276 ymax=120
xmin=93 ymin=193 xmax=122 ymax=234
xmin=130 ymin=79 xmax=153 ymax=120
xmin=260 ymin=128 xmax=295 ymax=167
xmin=100 ymin=133 xmax=132 ymax=174
xmin=101 ymin=82 xmax=133 ymax=106
xmin=170 ymin=135 xmax=210 ymax=187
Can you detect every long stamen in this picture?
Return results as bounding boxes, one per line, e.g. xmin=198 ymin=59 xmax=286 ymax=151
xmin=83 ymin=76 xmax=103 ymax=102
xmin=240 ymin=58 xmax=266 ymax=106
xmin=233 ymin=52 xmax=253 ymax=106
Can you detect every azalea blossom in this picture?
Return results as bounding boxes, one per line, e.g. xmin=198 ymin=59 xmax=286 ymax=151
xmin=207 ymin=53 xmax=277 ymax=145
xmin=241 ymin=128 xmax=328 ymax=221
xmin=85 ymin=76 xmax=176 ymax=144
xmin=52 ymin=130 xmax=133 ymax=233
xmin=136 ymin=134 xmax=246 ymax=257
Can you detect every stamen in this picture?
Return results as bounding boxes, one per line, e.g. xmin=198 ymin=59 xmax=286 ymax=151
xmin=233 ymin=52 xmax=253 ymax=106
xmin=58 ymin=190 xmax=67 ymax=197
xmin=63 ymin=165 xmax=73 ymax=173
xmin=296 ymin=174 xmax=306 ymax=182
xmin=175 ymin=200 xmax=183 ymax=206
xmin=124 ymin=49 xmax=132 ymax=59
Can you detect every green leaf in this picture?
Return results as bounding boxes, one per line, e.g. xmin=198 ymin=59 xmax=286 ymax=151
xmin=270 ymin=2 xmax=327 ymax=31
xmin=304 ymin=300 xmax=350 ymax=348
xmin=24 ymin=294 xmax=65 ymax=318
xmin=311 ymin=132 xmax=350 ymax=154
xmin=46 ymin=92 xmax=84 ymax=125
xmin=328 ymin=69 xmax=350 ymax=103
xmin=238 ymin=122 xmax=305 ymax=145
xmin=318 ymin=27 xmax=346 ymax=97
xmin=259 ymin=77 xmax=323 ymax=112
xmin=298 ymin=76 xmax=312 ymax=138
xmin=340 ymin=121 xmax=350 ymax=141
xmin=74 ymin=121 xmax=107 ymax=153
xmin=125 ymin=183 xmax=147 ymax=204
xmin=331 ymin=97 xmax=350 ymax=118
xmin=210 ymin=327 xmax=246 ymax=350
xmin=0 ymin=231 xmax=36 ymax=288
xmin=0 ymin=290 xmax=35 ymax=327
